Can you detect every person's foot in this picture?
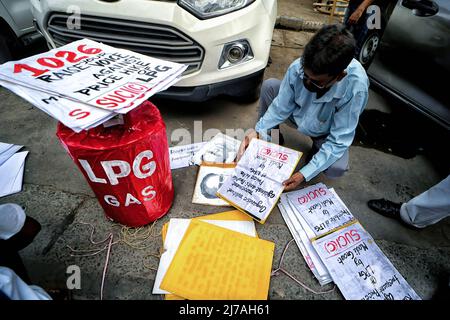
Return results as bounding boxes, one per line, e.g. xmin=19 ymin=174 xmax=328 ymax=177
xmin=367 ymin=199 xmax=402 ymax=219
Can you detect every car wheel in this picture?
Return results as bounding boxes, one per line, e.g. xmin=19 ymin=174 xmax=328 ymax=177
xmin=0 ymin=34 xmax=13 ymax=64
xmin=358 ymin=30 xmax=381 ymax=69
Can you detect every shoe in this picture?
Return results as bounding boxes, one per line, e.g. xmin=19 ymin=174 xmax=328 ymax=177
xmin=367 ymin=199 xmax=420 ymax=230
xmin=367 ymin=198 xmax=402 ymax=219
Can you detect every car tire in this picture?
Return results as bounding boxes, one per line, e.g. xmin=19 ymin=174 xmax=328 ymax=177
xmin=358 ymin=30 xmax=381 ymax=69
xmin=0 ymin=34 xmax=13 ymax=64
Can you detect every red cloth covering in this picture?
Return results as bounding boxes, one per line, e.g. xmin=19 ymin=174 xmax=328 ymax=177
xmin=57 ymin=101 xmax=173 ymax=227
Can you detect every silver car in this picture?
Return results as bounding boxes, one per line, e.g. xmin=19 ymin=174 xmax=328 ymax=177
xmin=0 ymin=0 xmax=42 ymax=63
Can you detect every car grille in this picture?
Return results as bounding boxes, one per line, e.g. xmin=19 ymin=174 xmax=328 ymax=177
xmin=46 ymin=13 xmax=204 ymax=75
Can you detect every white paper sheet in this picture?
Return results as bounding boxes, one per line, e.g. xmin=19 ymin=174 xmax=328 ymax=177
xmin=191 ymin=133 xmax=240 ymax=165
xmin=217 ymin=139 xmax=301 ymax=222
xmin=312 ymin=221 xmax=421 ymax=300
xmin=169 ymin=142 xmax=207 ymax=170
xmin=152 ymin=218 xmax=257 ymax=294
xmin=0 ymin=151 xmax=28 ymax=197
xmin=0 ymin=38 xmax=187 ymax=131
xmin=278 ymin=195 xmax=332 ymax=285
xmin=0 ymin=39 xmax=187 ymax=110
xmin=0 ymin=143 xmax=23 ymax=167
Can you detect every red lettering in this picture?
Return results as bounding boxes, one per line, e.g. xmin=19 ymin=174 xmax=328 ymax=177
xmin=55 ymin=50 xmax=88 ymax=63
xmin=104 ymin=95 xmax=127 ymax=103
xmin=95 ymin=99 xmax=118 ymax=108
xmin=349 ymin=229 xmax=361 ymax=241
xmin=325 ymin=241 xmax=337 ymax=254
xmin=13 ymin=63 xmax=49 ymax=77
xmin=36 ymin=57 xmax=64 ymax=68
xmin=337 ymin=235 xmax=348 ymax=247
xmin=77 ymin=44 xmax=102 ymax=55
xmin=69 ymin=109 xmax=90 ymax=120
xmin=113 ymin=90 xmax=135 ymax=99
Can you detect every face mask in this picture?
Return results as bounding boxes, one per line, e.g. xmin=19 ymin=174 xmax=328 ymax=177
xmin=303 ymin=76 xmax=333 ymax=97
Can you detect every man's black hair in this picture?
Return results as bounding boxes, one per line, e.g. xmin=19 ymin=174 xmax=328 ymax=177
xmin=302 ymin=24 xmax=356 ymax=76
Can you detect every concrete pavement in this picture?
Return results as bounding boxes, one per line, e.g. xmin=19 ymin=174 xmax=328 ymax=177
xmin=1 ymin=2 xmax=449 ymax=300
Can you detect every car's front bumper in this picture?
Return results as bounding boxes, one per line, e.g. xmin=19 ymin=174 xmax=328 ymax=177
xmin=31 ymin=0 xmax=276 ymax=91
xmin=156 ymin=68 xmax=264 ymax=101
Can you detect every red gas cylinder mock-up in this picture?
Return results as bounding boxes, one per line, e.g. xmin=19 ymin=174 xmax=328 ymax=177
xmin=56 ymin=101 xmax=173 ymax=227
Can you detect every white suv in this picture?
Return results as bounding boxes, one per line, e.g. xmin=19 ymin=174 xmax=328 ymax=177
xmin=31 ymin=0 xmax=277 ymax=101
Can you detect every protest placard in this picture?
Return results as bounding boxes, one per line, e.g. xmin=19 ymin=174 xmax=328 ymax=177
xmin=312 ymin=221 xmax=421 ymax=300
xmin=217 ymin=139 xmax=302 ymax=223
xmin=286 ymin=183 xmax=354 ymax=237
xmin=191 ymin=133 xmax=240 ymax=166
xmin=169 ymin=142 xmax=206 ymax=170
xmin=0 ymin=38 xmax=187 ymax=131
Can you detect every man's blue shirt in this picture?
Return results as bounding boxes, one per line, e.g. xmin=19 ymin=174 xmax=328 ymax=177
xmin=255 ymin=58 xmax=369 ymax=181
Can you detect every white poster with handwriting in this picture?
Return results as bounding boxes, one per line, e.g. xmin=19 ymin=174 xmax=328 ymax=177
xmin=312 ymin=221 xmax=421 ymax=300
xmin=169 ymin=142 xmax=206 ymax=170
xmin=0 ymin=38 xmax=187 ymax=111
xmin=191 ymin=133 xmax=240 ymax=166
xmin=217 ymin=139 xmax=301 ymax=222
xmin=286 ymin=183 xmax=354 ymax=237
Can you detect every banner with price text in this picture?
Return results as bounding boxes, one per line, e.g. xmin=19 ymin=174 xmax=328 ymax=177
xmin=0 ymin=38 xmax=187 ymax=131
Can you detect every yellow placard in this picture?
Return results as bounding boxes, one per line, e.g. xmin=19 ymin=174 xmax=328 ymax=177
xmin=161 ymin=210 xmax=257 ymax=300
xmin=160 ymin=220 xmax=274 ymax=300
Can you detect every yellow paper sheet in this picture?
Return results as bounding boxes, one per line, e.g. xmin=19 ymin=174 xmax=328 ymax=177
xmin=160 ymin=219 xmax=274 ymax=300
xmin=161 ymin=210 xmax=257 ymax=300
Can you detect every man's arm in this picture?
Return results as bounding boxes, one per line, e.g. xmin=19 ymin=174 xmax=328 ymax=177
xmin=348 ymin=0 xmax=376 ymax=24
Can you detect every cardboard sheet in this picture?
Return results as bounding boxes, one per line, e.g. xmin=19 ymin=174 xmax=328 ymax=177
xmin=160 ymin=220 xmax=274 ymax=300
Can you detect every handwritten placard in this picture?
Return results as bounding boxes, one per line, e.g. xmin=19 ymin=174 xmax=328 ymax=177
xmin=217 ymin=139 xmax=302 ymax=223
xmin=312 ymin=221 xmax=421 ymax=300
xmin=191 ymin=133 xmax=240 ymax=166
xmin=286 ymin=183 xmax=354 ymax=237
xmin=169 ymin=142 xmax=206 ymax=170
xmin=0 ymin=38 xmax=186 ymax=131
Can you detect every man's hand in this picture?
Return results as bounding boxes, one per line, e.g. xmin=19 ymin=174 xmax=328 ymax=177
xmin=348 ymin=7 xmax=364 ymax=24
xmin=282 ymin=172 xmax=305 ymax=191
xmin=236 ymin=129 xmax=258 ymax=162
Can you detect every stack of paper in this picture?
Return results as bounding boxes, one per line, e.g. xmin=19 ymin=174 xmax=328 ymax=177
xmin=0 ymin=142 xmax=28 ymax=197
xmin=217 ymin=138 xmax=302 ymax=223
xmin=153 ymin=210 xmax=275 ymax=300
xmin=191 ymin=133 xmax=240 ymax=165
xmin=278 ymin=194 xmax=332 ymax=286
xmin=279 ymin=183 xmax=420 ymax=299
xmin=311 ymin=221 xmax=421 ymax=300
xmin=0 ymin=38 xmax=187 ymax=132
xmin=169 ymin=142 xmax=206 ymax=170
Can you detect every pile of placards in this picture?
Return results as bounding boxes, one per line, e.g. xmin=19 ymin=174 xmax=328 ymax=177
xmin=168 ymin=133 xmax=241 ymax=206
xmin=0 ymin=38 xmax=187 ymax=132
xmin=153 ymin=210 xmax=275 ymax=300
xmin=279 ymin=182 xmax=421 ymax=300
xmin=0 ymin=142 xmax=28 ymax=197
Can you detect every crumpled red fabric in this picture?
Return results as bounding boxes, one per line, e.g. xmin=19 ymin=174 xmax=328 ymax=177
xmin=57 ymin=101 xmax=173 ymax=227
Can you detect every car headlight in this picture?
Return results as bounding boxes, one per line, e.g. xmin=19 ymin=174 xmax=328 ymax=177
xmin=178 ymin=0 xmax=256 ymax=19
